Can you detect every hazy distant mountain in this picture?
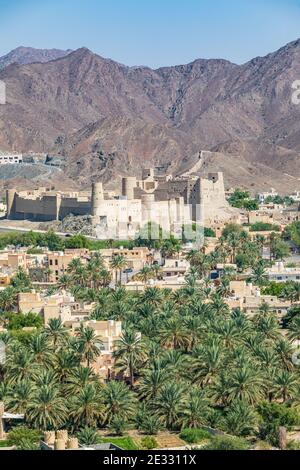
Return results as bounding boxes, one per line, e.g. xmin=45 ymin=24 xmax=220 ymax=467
xmin=0 ymin=46 xmax=72 ymax=69
xmin=0 ymin=41 xmax=299 ymax=192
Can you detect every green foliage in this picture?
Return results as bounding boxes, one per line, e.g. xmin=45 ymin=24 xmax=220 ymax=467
xmin=228 ymin=190 xmax=259 ymax=211
xmin=7 ymin=426 xmax=41 ymax=447
xmin=0 ymin=230 xmax=132 ymax=252
xmin=140 ymin=436 xmax=158 ymax=450
xmin=283 ymin=222 xmax=300 ymax=248
xmin=250 ymin=222 xmax=280 ymax=232
xmin=264 ymin=195 xmax=294 ymax=206
xmin=5 ymin=312 xmax=43 ymax=330
xmin=201 ymin=435 xmax=249 ymax=450
xmin=204 ymin=227 xmax=216 ymax=238
xmin=0 ymin=440 xmax=11 ymax=447
xmin=15 ymin=439 xmax=40 ymax=450
xmin=179 ymin=428 xmax=212 ymax=444
xmin=77 ymin=427 xmax=101 ymax=445
xmin=258 ymin=403 xmax=300 ymax=447
xmin=261 ymin=282 xmax=286 ymax=297
xmin=109 ymin=416 xmax=129 ymax=436
xmin=99 ymin=436 xmax=139 ymax=450
xmin=286 ymin=440 xmax=300 ymax=450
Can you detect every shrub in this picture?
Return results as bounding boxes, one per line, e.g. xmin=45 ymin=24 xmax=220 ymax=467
xmin=141 ymin=436 xmax=158 ymax=450
xmin=257 ymin=403 xmax=300 ymax=447
xmin=109 ymin=416 xmax=128 ymax=436
xmin=16 ymin=439 xmax=40 ymax=450
xmin=250 ymin=222 xmax=280 ymax=232
xmin=77 ymin=427 xmax=101 ymax=446
xmin=8 ymin=426 xmax=41 ymax=447
xmin=180 ymin=428 xmax=212 ymax=444
xmin=201 ymin=435 xmax=249 ymax=451
xmin=137 ymin=413 xmax=162 ymax=435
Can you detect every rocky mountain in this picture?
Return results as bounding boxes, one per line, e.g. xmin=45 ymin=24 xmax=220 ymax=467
xmin=0 ymin=40 xmax=299 ymax=192
xmin=0 ymin=47 xmax=72 ymax=70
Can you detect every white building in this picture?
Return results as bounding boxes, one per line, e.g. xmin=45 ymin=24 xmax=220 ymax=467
xmin=267 ymin=262 xmax=300 ymax=283
xmin=257 ymin=188 xmax=278 ymax=204
xmin=0 ymin=153 xmax=23 ymax=165
xmin=290 ymin=191 xmax=300 ymax=203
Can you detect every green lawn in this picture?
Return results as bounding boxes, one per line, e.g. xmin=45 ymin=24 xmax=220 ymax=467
xmin=99 ymin=437 xmax=140 ymax=450
xmin=0 ymin=440 xmax=12 ymax=448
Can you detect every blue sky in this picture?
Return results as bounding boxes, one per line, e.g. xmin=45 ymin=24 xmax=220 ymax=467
xmin=0 ymin=0 xmax=300 ymax=68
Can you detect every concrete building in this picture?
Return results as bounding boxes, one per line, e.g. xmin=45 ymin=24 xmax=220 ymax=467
xmin=100 ymin=247 xmax=152 ymax=271
xmin=257 ymin=189 xmax=278 ymax=204
xmin=266 ymin=262 xmax=300 ymax=283
xmin=290 ymin=191 xmax=300 ymax=203
xmin=162 ymin=258 xmax=190 ymax=277
xmin=225 ymin=280 xmax=291 ymax=317
xmin=0 ymin=152 xmax=23 ymax=165
xmin=47 ymin=249 xmax=90 ymax=282
xmin=17 ymin=291 xmax=94 ymax=325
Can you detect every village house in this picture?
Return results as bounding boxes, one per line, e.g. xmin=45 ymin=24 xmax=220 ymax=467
xmin=225 ymin=280 xmax=291 ymax=317
xmin=99 ymin=247 xmax=152 ymax=271
xmin=266 ymin=262 xmax=300 ymax=283
xmin=47 ymin=249 xmax=90 ymax=282
xmin=17 ymin=291 xmax=94 ymax=325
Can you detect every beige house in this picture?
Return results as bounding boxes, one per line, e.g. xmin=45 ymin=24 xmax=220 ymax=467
xmin=17 ymin=291 xmax=94 ymax=325
xmin=225 ymin=280 xmax=291 ymax=317
xmin=100 ymin=247 xmax=152 ymax=270
xmin=69 ymin=320 xmax=124 ymax=380
xmin=0 ymin=252 xmax=28 ymax=271
xmin=162 ymin=258 xmax=190 ymax=277
xmin=47 ymin=249 xmax=90 ymax=282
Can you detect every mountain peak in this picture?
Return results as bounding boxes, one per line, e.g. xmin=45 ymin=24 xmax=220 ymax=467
xmin=0 ymin=47 xmax=72 ymax=69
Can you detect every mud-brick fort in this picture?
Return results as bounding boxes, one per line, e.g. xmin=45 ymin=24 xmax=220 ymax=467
xmin=6 ymin=169 xmax=236 ymax=235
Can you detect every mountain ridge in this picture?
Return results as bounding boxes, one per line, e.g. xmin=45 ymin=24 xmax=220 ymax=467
xmin=0 ymin=40 xmax=299 ymax=192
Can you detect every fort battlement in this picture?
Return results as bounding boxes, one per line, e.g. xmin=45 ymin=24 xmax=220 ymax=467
xmin=6 ymin=169 xmax=235 ymax=233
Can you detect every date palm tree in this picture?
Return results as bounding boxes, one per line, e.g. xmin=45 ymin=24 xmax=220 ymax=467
xmin=67 ymin=258 xmax=84 ymax=275
xmin=224 ymin=400 xmax=258 ymax=437
xmin=102 ymin=380 xmax=136 ymax=424
xmin=27 ymin=384 xmax=67 ymax=430
xmin=192 ymin=340 xmax=223 ymax=387
xmin=64 ymin=365 xmax=100 ymax=397
xmin=226 ymin=364 xmax=264 ymax=405
xmin=110 ymin=255 xmax=128 ymax=286
xmin=272 ymin=370 xmax=298 ymax=403
xmin=55 ymin=350 xmax=79 ymax=383
xmin=57 ymin=274 xmax=72 ymax=290
xmin=6 ymin=379 xmax=34 ymax=415
xmin=153 ymin=382 xmax=187 ymax=430
xmin=45 ymin=318 xmax=68 ymax=348
xmin=0 ymin=287 xmax=17 ymax=312
xmin=113 ymin=328 xmax=146 ymax=388
xmin=251 ymin=262 xmax=268 ymax=286
xmin=138 ymin=366 xmax=168 ymax=401
xmin=287 ymin=316 xmax=300 ymax=342
xmin=5 ymin=349 xmax=35 ymax=383
xmin=76 ymin=326 xmax=103 ymax=367
xmin=70 ymin=384 xmax=104 ymax=428
xmin=28 ymin=334 xmax=54 ymax=368
xmin=159 ymin=316 xmax=189 ymax=350
xmin=181 ymin=388 xmax=210 ymax=428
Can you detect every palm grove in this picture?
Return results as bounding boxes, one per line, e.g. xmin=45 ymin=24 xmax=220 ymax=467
xmin=1 ymin=222 xmax=300 ymax=449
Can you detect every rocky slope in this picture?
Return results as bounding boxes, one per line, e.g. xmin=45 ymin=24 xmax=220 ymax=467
xmin=0 ymin=40 xmax=299 ymax=192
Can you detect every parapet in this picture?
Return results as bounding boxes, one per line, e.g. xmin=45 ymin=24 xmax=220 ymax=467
xmin=122 ymin=177 xmax=137 ymax=200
